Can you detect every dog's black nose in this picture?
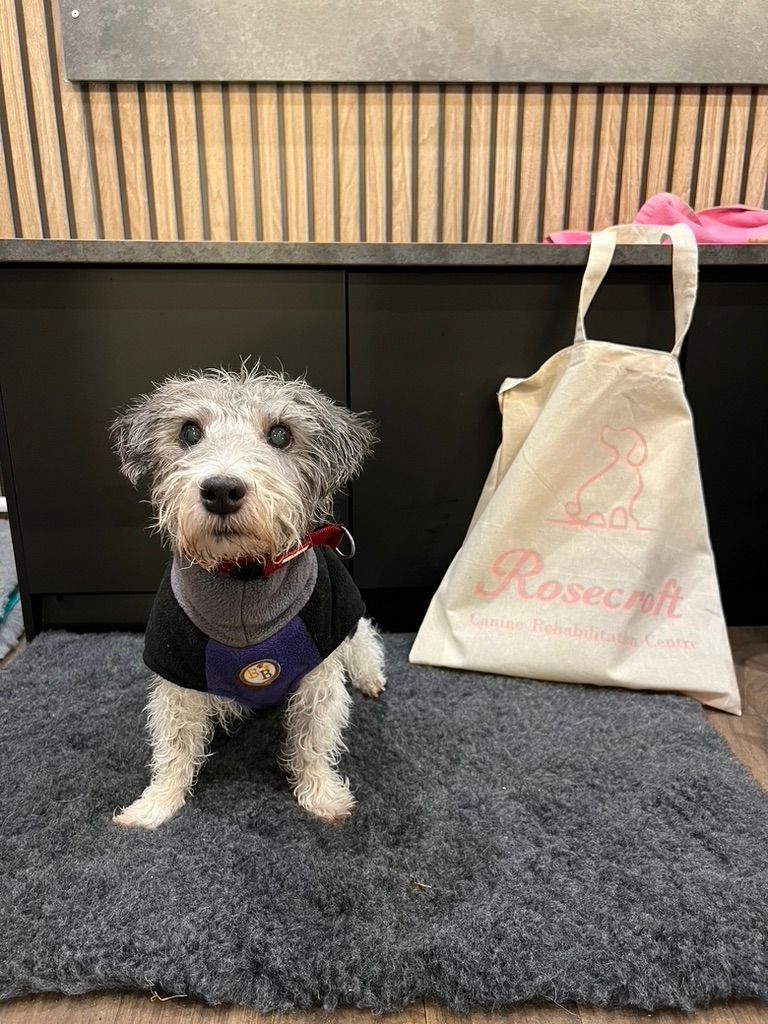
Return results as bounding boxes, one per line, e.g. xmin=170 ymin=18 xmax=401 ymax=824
xmin=200 ymin=477 xmax=246 ymax=516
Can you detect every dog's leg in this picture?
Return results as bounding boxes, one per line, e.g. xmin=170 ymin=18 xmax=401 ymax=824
xmin=113 ymin=677 xmax=240 ymax=830
xmin=282 ymin=649 xmax=355 ymax=823
xmin=344 ymin=617 xmax=386 ymax=698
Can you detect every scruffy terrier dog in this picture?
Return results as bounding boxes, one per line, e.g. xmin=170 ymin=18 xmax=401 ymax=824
xmin=110 ymin=366 xmax=386 ymax=830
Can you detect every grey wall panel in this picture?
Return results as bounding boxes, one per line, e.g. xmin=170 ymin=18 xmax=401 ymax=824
xmin=58 ymin=0 xmax=768 ymax=84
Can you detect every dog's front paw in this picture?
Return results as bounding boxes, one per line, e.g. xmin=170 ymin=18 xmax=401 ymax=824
xmin=295 ymin=775 xmax=356 ymax=825
xmin=353 ymin=672 xmax=386 ymax=699
xmin=112 ymin=789 xmax=184 ymax=830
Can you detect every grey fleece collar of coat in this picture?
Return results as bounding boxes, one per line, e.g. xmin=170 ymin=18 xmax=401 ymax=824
xmin=170 ymin=549 xmax=319 ymax=648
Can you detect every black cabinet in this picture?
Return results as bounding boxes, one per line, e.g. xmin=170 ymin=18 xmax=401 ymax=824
xmin=0 ymin=266 xmax=346 ymax=630
xmin=682 ymin=269 xmax=768 ymax=624
xmin=348 ymin=266 xmax=768 ymax=627
xmin=0 ymin=257 xmax=765 ymax=634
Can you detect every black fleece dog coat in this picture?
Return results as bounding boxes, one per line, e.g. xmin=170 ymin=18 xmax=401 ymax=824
xmin=144 ymin=546 xmax=365 ymax=710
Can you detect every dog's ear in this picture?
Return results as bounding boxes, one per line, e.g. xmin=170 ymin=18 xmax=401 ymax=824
xmin=332 ymin=406 xmax=377 ymax=487
xmin=308 ymin=398 xmax=377 ymax=495
xmin=110 ymin=390 xmax=161 ymax=486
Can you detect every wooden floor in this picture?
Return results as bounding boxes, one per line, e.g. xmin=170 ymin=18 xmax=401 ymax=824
xmin=2 ymin=628 xmax=766 ymax=1024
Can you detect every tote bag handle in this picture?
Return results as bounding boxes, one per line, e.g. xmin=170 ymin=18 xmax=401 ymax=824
xmin=573 ymin=222 xmax=698 ymax=357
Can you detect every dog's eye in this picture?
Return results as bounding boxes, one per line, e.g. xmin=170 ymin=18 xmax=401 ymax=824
xmin=179 ymin=422 xmax=203 ymax=447
xmin=267 ymin=424 xmax=292 ymax=449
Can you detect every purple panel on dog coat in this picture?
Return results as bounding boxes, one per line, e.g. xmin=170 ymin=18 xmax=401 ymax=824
xmin=204 ymin=616 xmax=321 ymax=710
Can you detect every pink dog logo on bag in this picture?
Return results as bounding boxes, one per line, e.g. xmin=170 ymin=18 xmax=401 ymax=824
xmin=549 ymin=426 xmax=652 ymax=532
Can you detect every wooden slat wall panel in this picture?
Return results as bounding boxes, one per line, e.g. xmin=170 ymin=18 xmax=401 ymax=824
xmin=86 ymin=83 xmax=123 ymax=238
xmin=718 ymin=87 xmax=752 ymax=206
xmin=0 ymin=103 xmax=16 ymax=235
xmin=0 ymin=0 xmax=42 ymax=236
xmin=694 ymin=86 xmax=727 ymax=209
xmin=253 ymin=83 xmax=282 ymax=242
xmin=335 ymin=84 xmax=360 ymax=242
xmin=617 ymin=86 xmax=649 ymax=222
xmin=143 ymin=83 xmax=176 ymax=240
xmin=168 ymin=83 xmax=203 ymax=239
xmin=743 ymin=88 xmax=768 ymax=210
xmin=16 ymin=0 xmax=68 ymax=236
xmin=490 ymin=85 xmax=519 ymax=242
xmin=281 ymin=84 xmax=309 ymax=242
xmin=592 ymin=86 xmax=625 ymax=232
xmin=310 ymin=84 xmax=334 ymax=243
xmin=1 ymin=3 xmax=767 ymax=243
xmin=362 ymin=85 xmax=385 ymax=243
xmin=414 ymin=84 xmax=439 ymax=243
xmin=644 ymin=87 xmax=675 ymax=199
xmin=542 ymin=85 xmax=571 ymax=239
xmin=465 ymin=85 xmax=493 ymax=243
xmin=440 ymin=84 xmax=465 ymax=243
xmin=669 ymin=86 xmax=701 ymax=206
xmin=566 ymin=86 xmax=598 ymax=231
xmin=48 ymin=0 xmax=96 ymax=237
xmin=226 ymin=83 xmax=257 ymax=241
xmin=198 ymin=83 xmax=231 ymax=241
xmin=516 ymin=85 xmax=546 ymax=243
xmin=114 ymin=84 xmax=150 ymax=240
xmin=390 ymin=84 xmax=414 ymax=243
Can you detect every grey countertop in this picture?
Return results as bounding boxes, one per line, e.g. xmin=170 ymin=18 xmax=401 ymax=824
xmin=2 ymin=240 xmax=768 ymax=266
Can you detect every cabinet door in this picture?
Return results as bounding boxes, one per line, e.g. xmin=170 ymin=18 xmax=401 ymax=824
xmin=0 ymin=266 xmax=346 ymax=596
xmin=682 ymin=268 xmax=768 ymax=625
xmin=349 ymin=270 xmax=570 ymax=591
xmin=348 ymin=266 xmax=765 ymax=625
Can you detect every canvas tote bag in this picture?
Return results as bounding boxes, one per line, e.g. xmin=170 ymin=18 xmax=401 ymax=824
xmin=410 ymin=223 xmax=740 ymax=714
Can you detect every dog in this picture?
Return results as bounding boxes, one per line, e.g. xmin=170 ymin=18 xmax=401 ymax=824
xmin=110 ymin=365 xmax=386 ymax=830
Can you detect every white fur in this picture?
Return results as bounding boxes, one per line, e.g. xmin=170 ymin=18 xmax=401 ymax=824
xmin=113 ymin=621 xmax=385 ymax=830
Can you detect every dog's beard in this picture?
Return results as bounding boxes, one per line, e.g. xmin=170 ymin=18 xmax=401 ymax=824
xmin=153 ymin=475 xmax=311 ymax=571
xmin=178 ymin=520 xmax=268 ymax=570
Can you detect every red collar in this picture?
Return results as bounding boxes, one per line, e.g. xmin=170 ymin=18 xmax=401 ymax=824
xmin=214 ymin=524 xmax=354 ymax=578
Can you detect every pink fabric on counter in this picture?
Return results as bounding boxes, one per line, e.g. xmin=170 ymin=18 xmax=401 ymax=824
xmin=546 ymin=193 xmax=768 ymax=244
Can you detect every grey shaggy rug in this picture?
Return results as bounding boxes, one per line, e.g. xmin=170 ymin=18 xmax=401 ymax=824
xmin=1 ymin=632 xmax=767 ymax=1013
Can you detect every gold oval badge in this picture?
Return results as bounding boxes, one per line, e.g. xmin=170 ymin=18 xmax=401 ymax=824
xmin=238 ymin=660 xmax=281 ymax=687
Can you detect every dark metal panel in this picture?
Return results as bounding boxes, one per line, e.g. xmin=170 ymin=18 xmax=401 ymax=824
xmin=682 ymin=269 xmax=768 ymax=626
xmin=41 ymin=593 xmax=154 ymax=632
xmin=3 ymin=261 xmax=765 ymax=634
xmin=348 ymin=266 xmax=767 ymax=625
xmin=0 ymin=384 xmax=39 ymax=637
xmin=58 ymin=0 xmax=768 ymax=84
xmin=0 ymin=265 xmax=347 ymax=600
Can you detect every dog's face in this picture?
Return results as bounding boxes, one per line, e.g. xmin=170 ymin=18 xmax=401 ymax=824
xmin=112 ymin=367 xmax=375 ymax=570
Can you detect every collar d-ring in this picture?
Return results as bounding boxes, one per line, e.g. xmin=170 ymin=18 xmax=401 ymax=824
xmin=335 ymin=525 xmax=356 ymax=560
